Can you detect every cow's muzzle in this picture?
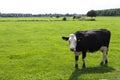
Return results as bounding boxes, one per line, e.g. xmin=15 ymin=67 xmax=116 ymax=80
xmin=70 ymin=48 xmax=76 ymax=51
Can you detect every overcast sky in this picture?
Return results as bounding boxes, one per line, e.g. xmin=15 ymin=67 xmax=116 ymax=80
xmin=0 ymin=0 xmax=120 ymax=14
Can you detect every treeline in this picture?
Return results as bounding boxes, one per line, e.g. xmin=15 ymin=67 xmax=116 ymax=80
xmin=0 ymin=8 xmax=120 ymax=17
xmin=0 ymin=13 xmax=75 ymax=17
xmin=96 ymin=8 xmax=120 ymax=16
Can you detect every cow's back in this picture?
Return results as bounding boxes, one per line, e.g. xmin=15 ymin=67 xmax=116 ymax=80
xmin=75 ymin=29 xmax=111 ymax=52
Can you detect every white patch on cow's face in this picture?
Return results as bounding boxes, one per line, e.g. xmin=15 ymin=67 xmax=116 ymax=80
xmin=69 ymin=34 xmax=77 ymax=51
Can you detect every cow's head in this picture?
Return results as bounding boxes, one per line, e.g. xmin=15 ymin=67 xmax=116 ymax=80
xmin=62 ymin=34 xmax=77 ymax=51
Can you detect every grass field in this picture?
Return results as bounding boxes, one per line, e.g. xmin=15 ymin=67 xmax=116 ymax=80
xmin=0 ymin=17 xmax=120 ymax=80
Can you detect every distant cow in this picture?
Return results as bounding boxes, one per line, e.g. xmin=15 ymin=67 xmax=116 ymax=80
xmin=62 ymin=29 xmax=111 ymax=68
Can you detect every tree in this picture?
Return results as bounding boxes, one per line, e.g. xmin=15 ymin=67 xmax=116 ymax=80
xmin=63 ymin=17 xmax=67 ymax=21
xmin=56 ymin=15 xmax=60 ymax=18
xmin=87 ymin=10 xmax=97 ymax=18
xmin=95 ymin=8 xmax=120 ymax=16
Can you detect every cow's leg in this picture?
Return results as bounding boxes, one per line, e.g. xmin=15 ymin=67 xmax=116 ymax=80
xmin=105 ymin=52 xmax=108 ymax=64
xmin=74 ymin=52 xmax=81 ymax=69
xmin=82 ymin=51 xmax=86 ymax=68
xmin=100 ymin=46 xmax=108 ymax=65
xmin=75 ymin=55 xmax=79 ymax=68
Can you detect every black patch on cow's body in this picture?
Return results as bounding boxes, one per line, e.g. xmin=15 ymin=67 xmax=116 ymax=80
xmin=75 ymin=29 xmax=111 ymax=52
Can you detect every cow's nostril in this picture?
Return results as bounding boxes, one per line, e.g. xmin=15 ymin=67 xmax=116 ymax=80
xmin=70 ymin=48 xmax=75 ymax=51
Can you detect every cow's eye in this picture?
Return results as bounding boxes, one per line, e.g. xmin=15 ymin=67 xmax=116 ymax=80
xmin=78 ymin=39 xmax=80 ymax=42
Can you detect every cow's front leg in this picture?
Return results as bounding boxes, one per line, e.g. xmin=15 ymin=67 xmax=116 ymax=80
xmin=75 ymin=55 xmax=79 ymax=68
xmin=82 ymin=51 xmax=86 ymax=68
xmin=74 ymin=52 xmax=80 ymax=69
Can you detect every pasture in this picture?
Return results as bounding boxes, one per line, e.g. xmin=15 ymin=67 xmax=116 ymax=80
xmin=0 ymin=17 xmax=120 ymax=80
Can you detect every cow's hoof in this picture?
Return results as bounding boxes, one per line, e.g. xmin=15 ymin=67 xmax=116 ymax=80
xmin=100 ymin=61 xmax=104 ymax=65
xmin=105 ymin=60 xmax=108 ymax=64
xmin=75 ymin=64 xmax=78 ymax=69
xmin=82 ymin=63 xmax=86 ymax=69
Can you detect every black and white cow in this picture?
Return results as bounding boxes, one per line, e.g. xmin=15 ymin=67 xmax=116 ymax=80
xmin=62 ymin=29 xmax=111 ymax=68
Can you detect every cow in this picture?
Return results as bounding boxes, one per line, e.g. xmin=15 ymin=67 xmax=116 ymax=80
xmin=62 ymin=29 xmax=111 ymax=68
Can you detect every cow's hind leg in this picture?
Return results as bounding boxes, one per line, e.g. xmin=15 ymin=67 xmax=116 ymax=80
xmin=100 ymin=46 xmax=108 ymax=65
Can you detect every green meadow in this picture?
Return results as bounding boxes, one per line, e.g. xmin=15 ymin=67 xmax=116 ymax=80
xmin=0 ymin=17 xmax=120 ymax=80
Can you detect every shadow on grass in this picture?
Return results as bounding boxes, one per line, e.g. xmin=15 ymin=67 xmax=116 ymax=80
xmin=69 ymin=65 xmax=115 ymax=80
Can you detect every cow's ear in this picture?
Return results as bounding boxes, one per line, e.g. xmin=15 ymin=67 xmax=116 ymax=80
xmin=62 ymin=36 xmax=69 ymax=41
